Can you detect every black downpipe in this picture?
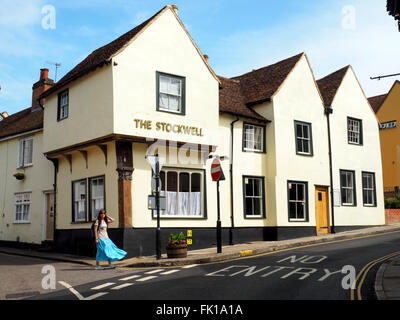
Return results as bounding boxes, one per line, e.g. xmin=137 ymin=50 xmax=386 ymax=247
xmin=324 ymin=106 xmax=335 ymax=234
xmin=229 ymin=117 xmax=240 ymax=245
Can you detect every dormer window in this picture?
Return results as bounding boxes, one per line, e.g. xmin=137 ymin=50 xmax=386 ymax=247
xmin=57 ymin=89 xmax=69 ymax=121
xmin=156 ymin=72 xmax=185 ymax=115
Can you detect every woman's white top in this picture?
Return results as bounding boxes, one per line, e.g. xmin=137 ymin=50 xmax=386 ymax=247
xmin=95 ymin=220 xmax=108 ymax=239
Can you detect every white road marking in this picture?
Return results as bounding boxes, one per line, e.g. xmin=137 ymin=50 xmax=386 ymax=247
xmin=160 ymin=269 xmax=180 ymax=275
xmin=136 ymin=276 xmax=157 ymax=282
xmin=91 ymin=282 xmax=115 ymax=290
xmin=85 ymin=292 xmax=108 ymax=300
xmin=111 ymin=283 xmax=134 ymax=290
xmin=145 ymin=269 xmax=163 ymax=274
xmin=58 ymin=281 xmax=108 ymax=300
xmin=182 ymin=264 xmax=198 ymax=269
xmin=119 ymin=275 xmax=141 ymax=281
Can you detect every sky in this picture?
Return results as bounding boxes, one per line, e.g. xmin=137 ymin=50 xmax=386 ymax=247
xmin=0 ymin=0 xmax=399 ymax=115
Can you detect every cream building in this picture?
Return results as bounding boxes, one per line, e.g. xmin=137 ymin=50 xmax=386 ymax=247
xmin=0 ymin=5 xmax=385 ymax=257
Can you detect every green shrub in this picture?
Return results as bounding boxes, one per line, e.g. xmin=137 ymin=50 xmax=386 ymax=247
xmin=385 ymin=198 xmax=400 ymax=209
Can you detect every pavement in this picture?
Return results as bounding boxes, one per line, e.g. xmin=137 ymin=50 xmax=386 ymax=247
xmin=2 ymin=224 xmax=400 ymax=299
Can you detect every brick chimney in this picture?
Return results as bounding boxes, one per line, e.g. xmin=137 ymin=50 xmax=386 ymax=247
xmin=31 ymin=68 xmax=54 ymax=110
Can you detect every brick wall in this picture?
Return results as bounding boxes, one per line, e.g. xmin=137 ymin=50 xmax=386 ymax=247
xmin=385 ymin=209 xmax=400 ymax=225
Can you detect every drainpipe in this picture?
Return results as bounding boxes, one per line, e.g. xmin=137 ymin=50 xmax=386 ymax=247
xmin=229 ymin=117 xmax=240 ymax=245
xmin=324 ymin=106 xmax=335 ymax=234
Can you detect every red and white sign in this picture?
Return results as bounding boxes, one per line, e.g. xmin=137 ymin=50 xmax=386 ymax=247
xmin=211 ymin=158 xmax=222 ymax=182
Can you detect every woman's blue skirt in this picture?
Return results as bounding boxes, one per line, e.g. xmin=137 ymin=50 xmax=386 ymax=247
xmin=96 ymin=238 xmax=127 ymax=262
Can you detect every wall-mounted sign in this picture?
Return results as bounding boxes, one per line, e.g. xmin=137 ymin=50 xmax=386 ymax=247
xmin=380 ymin=121 xmax=397 ymax=130
xmin=134 ymin=118 xmax=204 ymax=137
xmin=333 ymin=189 xmax=341 ymax=207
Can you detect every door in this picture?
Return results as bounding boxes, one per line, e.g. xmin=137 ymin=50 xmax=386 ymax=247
xmin=315 ymin=187 xmax=330 ymax=235
xmin=46 ymin=192 xmax=54 ymax=241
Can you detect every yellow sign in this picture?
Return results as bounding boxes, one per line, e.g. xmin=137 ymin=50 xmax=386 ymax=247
xmin=187 ymin=239 xmax=192 ymax=245
xmin=134 ymin=119 xmax=204 ymax=137
xmin=187 ymin=230 xmax=192 ymax=237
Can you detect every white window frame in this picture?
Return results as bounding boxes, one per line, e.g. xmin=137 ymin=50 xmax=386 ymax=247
xmin=288 ymin=182 xmax=307 ymax=222
xmin=157 ymin=73 xmax=184 ymax=114
xmin=243 ymin=123 xmax=265 ymax=152
xmin=14 ymin=192 xmax=31 ymax=223
xmin=362 ymin=172 xmax=376 ymax=207
xmin=295 ymin=121 xmax=312 ymax=155
xmin=89 ymin=176 xmax=105 ymax=220
xmin=348 ymin=118 xmax=362 ymax=145
xmin=340 ymin=170 xmax=356 ymax=206
xmin=17 ymin=136 xmax=34 ymax=168
xmin=72 ymin=179 xmax=87 ymax=222
xmin=243 ymin=177 xmax=265 ymax=218
xmin=155 ymin=168 xmax=204 ymax=218
xmin=58 ymin=90 xmax=69 ymax=120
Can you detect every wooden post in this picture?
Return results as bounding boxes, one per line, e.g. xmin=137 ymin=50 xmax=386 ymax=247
xmin=116 ymin=141 xmax=133 ymax=228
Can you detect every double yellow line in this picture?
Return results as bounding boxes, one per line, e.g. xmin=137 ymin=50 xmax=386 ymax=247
xmin=350 ymin=250 xmax=400 ymax=300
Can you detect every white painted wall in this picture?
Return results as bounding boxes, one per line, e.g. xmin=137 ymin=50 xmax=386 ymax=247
xmin=269 ymin=55 xmax=330 ymax=228
xmin=329 ymin=68 xmax=385 ymax=225
xmin=112 ymin=9 xmax=219 ymax=148
xmin=0 ymin=132 xmax=53 ymax=244
xmin=43 ymin=66 xmax=114 ymax=154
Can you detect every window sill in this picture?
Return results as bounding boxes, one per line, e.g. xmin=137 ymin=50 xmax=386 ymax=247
xmin=17 ymin=164 xmax=33 ymax=169
xmin=348 ymin=142 xmax=363 ymax=146
xmin=244 ymin=216 xmax=265 ymax=219
xmin=156 ymin=108 xmax=185 ymax=116
xmin=13 ymin=221 xmax=31 ymax=224
xmin=71 ymin=221 xmax=90 ymax=224
xmin=296 ymin=152 xmax=313 ymax=157
xmin=243 ymin=149 xmax=266 ymax=154
xmin=151 ymin=215 xmax=206 ymax=220
xmin=288 ymin=219 xmax=308 ymax=223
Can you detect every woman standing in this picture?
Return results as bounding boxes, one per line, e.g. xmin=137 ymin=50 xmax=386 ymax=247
xmin=94 ymin=210 xmax=127 ymax=270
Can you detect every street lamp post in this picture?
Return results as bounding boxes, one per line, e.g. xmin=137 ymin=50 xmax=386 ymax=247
xmin=145 ymin=153 xmax=165 ymax=260
xmin=155 ymin=154 xmax=161 ymax=260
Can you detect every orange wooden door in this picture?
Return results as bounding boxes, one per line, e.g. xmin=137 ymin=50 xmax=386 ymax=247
xmin=315 ymin=187 xmax=330 ymax=235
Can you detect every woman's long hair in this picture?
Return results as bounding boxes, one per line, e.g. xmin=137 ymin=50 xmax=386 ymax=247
xmin=97 ymin=209 xmax=109 ymax=226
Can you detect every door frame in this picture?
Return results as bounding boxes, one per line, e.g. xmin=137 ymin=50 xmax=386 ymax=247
xmin=315 ymin=185 xmax=330 ymax=235
xmin=42 ymin=190 xmax=54 ymax=241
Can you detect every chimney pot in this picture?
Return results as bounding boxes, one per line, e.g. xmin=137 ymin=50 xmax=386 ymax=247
xmin=171 ymin=4 xmax=178 ymax=14
xmin=204 ymin=54 xmax=209 ymax=63
xmin=40 ymin=68 xmax=49 ymax=80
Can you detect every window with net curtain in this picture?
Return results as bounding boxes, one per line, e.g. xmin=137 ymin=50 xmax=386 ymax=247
xmin=157 ymin=72 xmax=185 ymax=114
xmin=243 ymin=123 xmax=264 ymax=152
xmin=158 ymin=170 xmax=202 ymax=217
xmin=90 ymin=176 xmax=105 ymax=219
xmin=73 ymin=180 xmax=86 ymax=222
xmin=14 ymin=192 xmax=31 ymax=222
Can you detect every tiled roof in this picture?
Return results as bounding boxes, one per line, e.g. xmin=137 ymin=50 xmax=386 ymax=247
xmin=368 ymin=94 xmax=388 ymax=114
xmin=218 ymin=53 xmax=304 ymax=121
xmin=317 ymin=66 xmax=350 ymax=106
xmin=0 ymin=107 xmax=43 ymax=140
xmin=218 ymin=76 xmax=268 ymax=122
xmin=231 ymin=53 xmax=304 ymax=106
